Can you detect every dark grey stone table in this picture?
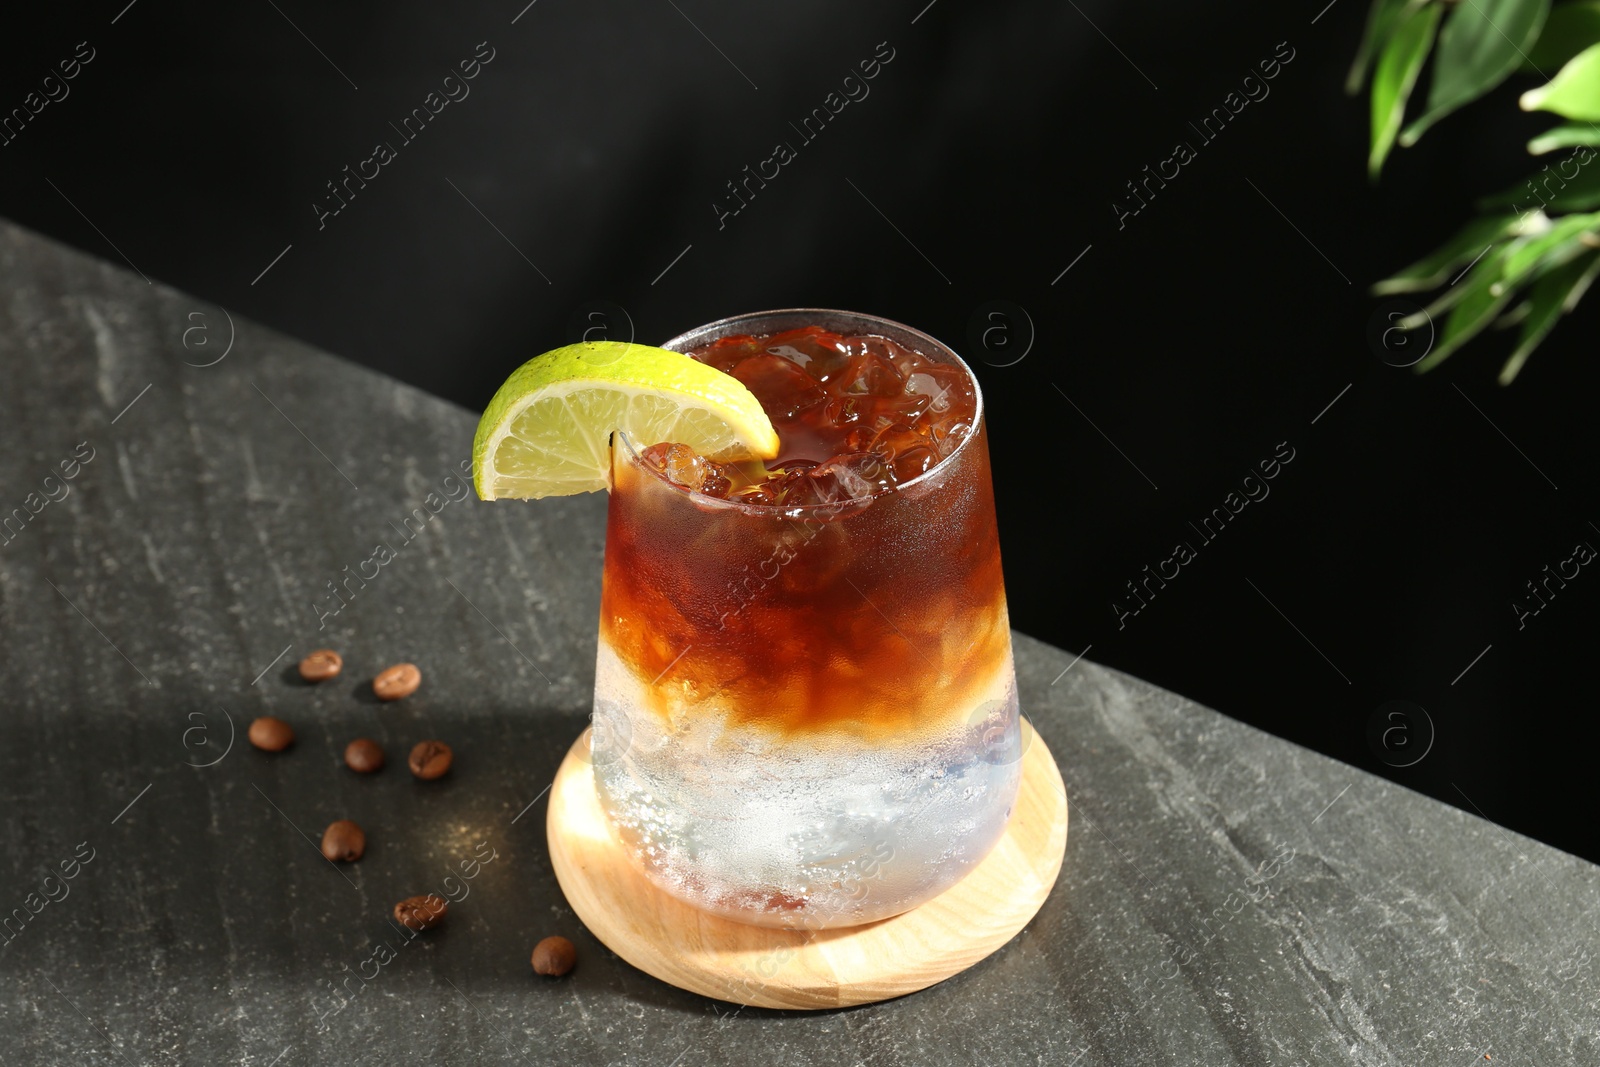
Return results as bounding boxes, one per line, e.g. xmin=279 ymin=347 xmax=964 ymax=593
xmin=2 ymin=219 xmax=1596 ymax=1066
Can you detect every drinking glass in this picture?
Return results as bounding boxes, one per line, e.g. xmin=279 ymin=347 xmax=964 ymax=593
xmin=589 ymin=309 xmax=1022 ymax=928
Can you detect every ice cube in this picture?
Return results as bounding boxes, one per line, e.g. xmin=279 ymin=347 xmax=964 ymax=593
xmin=729 ymin=355 xmax=827 ymax=420
xmin=765 ymin=344 xmax=813 ymax=367
xmin=807 ymin=452 xmax=896 ymax=504
xmin=641 ymin=442 xmax=734 ymax=497
xmin=839 ymin=352 xmax=905 ymax=397
xmin=891 ymin=445 xmax=939 ymax=480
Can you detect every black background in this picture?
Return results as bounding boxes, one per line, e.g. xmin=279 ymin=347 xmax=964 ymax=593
xmin=2 ymin=1 xmax=1595 ymax=862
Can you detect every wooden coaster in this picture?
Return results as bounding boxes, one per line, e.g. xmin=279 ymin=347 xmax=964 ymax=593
xmin=546 ymin=717 xmax=1068 ymax=1010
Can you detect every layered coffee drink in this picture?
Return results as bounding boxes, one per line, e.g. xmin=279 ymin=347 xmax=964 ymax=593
xmin=590 ymin=310 xmax=1022 ymax=929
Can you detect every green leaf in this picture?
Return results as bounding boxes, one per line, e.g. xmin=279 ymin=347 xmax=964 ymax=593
xmin=1401 ymin=0 xmax=1551 ymax=147
xmin=1372 ymin=212 xmax=1525 ymax=293
xmin=1495 ymin=298 xmax=1533 ymax=327
xmin=1411 ymin=239 xmax=1518 ymax=330
xmin=1372 ymin=3 xmax=1445 ymax=177
xmin=1499 ymin=249 xmax=1600 ymax=381
xmin=1349 ymin=0 xmax=1428 ymax=93
xmin=1520 ymin=1 xmax=1600 ymax=74
xmin=1414 ymin=217 xmax=1600 ymax=371
xmin=1521 ymin=41 xmax=1600 ymax=118
xmin=1482 ymin=155 xmax=1600 ymax=210
xmin=1527 ymin=122 xmax=1600 ymax=153
xmin=1492 ymin=209 xmax=1600 ymax=291
xmin=1415 ymin=239 xmax=1527 ymax=369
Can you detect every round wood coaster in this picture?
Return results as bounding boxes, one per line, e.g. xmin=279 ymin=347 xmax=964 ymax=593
xmin=546 ymin=717 xmax=1068 ymax=1010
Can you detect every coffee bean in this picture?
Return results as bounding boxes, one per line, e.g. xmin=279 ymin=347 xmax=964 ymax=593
xmin=394 ymin=894 xmax=447 ymax=931
xmin=320 ymin=819 xmax=365 ymax=862
xmin=373 ymin=663 xmax=421 ymax=701
xmin=248 ymin=716 xmax=294 ymax=752
xmin=298 ymin=649 xmax=343 ymax=682
xmin=532 ymin=936 xmax=576 ymax=977
xmin=408 ymin=740 xmax=453 ymax=780
xmin=343 ymin=738 xmax=385 ymax=774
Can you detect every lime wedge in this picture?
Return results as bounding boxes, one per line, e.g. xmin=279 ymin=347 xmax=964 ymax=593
xmin=472 ymin=341 xmax=780 ymax=500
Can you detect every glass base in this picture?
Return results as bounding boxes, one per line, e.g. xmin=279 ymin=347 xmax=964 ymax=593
xmin=589 ymin=643 xmax=1024 ymax=929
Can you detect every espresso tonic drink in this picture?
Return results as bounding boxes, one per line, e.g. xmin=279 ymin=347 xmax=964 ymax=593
xmin=590 ymin=310 xmax=1022 ymax=928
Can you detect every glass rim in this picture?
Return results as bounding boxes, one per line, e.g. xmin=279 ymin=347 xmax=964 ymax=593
xmin=620 ymin=308 xmax=985 ymax=514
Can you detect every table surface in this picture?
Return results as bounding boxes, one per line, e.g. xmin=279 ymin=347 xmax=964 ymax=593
xmin=1 ymin=219 xmax=1596 ymax=1066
